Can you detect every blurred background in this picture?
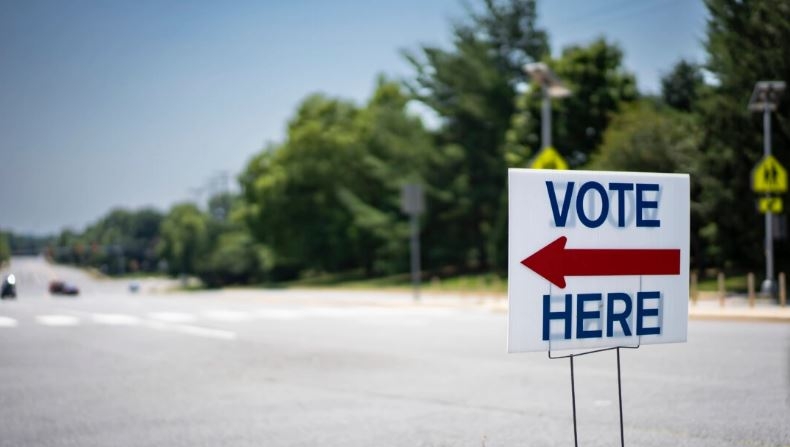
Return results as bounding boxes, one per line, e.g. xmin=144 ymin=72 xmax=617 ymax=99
xmin=5 ymin=0 xmax=785 ymax=289
xmin=1 ymin=1 xmax=789 ymax=446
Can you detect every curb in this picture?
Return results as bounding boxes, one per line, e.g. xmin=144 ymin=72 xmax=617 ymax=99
xmin=689 ymin=309 xmax=790 ymax=323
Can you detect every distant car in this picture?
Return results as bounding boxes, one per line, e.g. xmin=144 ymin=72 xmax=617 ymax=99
xmin=49 ymin=280 xmax=79 ymax=296
xmin=1 ymin=274 xmax=16 ymax=299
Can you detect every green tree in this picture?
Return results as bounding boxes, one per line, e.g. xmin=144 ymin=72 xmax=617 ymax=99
xmin=195 ymin=192 xmax=271 ymax=287
xmin=589 ymin=101 xmax=715 ymax=269
xmin=661 ymin=60 xmax=705 ymax=112
xmin=590 ymin=101 xmax=701 ymax=173
xmin=157 ymin=203 xmax=209 ymax=276
xmin=241 ymin=79 xmax=433 ymax=278
xmin=506 ymin=38 xmax=638 ymax=168
xmin=241 ymin=95 xmax=362 ymax=276
xmin=404 ymin=0 xmax=548 ymax=271
xmin=699 ymin=0 xmax=790 ymax=270
xmin=53 ymin=208 xmax=163 ymax=274
xmin=338 ymin=78 xmax=433 ymax=274
xmin=197 ymin=230 xmax=266 ymax=287
xmin=7 ymin=233 xmax=52 ymax=256
xmin=0 ymin=232 xmax=10 ymax=265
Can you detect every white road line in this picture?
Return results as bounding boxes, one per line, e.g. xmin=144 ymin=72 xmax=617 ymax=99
xmin=361 ymin=318 xmax=428 ymax=326
xmin=60 ymin=309 xmax=235 ymax=341
xmin=148 ymin=312 xmax=196 ymax=323
xmin=91 ymin=314 xmax=141 ymax=326
xmin=145 ymin=321 xmax=236 ymax=340
xmin=252 ymin=307 xmax=461 ymax=320
xmin=0 ymin=316 xmax=18 ymax=328
xmin=255 ymin=309 xmax=304 ymax=320
xmin=36 ymin=315 xmax=80 ymax=326
xmin=304 ymin=308 xmax=382 ymax=318
xmin=202 ymin=309 xmax=252 ymax=322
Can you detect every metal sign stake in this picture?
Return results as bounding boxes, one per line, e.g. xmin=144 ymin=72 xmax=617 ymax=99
xmin=549 ymin=344 xmax=640 ymax=447
xmin=570 ymin=355 xmax=578 ymax=447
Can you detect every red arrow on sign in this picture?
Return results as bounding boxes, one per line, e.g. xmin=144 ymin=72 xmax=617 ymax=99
xmin=520 ymin=236 xmax=680 ymax=288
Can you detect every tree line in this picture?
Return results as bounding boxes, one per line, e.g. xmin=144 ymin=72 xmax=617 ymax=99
xmin=5 ymin=0 xmax=789 ymax=285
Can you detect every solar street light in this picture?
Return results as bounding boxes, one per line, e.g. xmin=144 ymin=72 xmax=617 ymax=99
xmin=524 ymin=63 xmax=571 ymax=151
xmin=748 ymin=80 xmax=786 ymax=296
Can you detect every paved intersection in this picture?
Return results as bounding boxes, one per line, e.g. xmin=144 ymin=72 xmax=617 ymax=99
xmin=0 ymin=257 xmax=788 ymax=447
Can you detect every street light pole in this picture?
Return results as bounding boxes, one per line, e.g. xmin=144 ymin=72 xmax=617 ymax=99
xmin=524 ymin=62 xmax=570 ymax=153
xmin=749 ymin=81 xmax=785 ymax=297
xmin=762 ymin=102 xmax=775 ymax=295
xmin=541 ymin=84 xmax=551 ymax=149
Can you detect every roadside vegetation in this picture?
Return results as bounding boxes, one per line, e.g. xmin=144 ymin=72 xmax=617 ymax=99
xmin=697 ymin=274 xmax=749 ymax=294
xmin=5 ymin=0 xmax=789 ymax=290
xmin=0 ymin=232 xmax=10 ymax=266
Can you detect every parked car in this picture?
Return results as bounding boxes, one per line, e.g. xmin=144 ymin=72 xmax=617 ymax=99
xmin=1 ymin=274 xmax=16 ymax=299
xmin=49 ymin=280 xmax=79 ymax=296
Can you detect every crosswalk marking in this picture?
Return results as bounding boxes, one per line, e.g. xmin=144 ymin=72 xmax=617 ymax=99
xmin=202 ymin=309 xmax=252 ymax=322
xmin=0 ymin=307 xmax=468 ymax=331
xmin=0 ymin=316 xmax=18 ymax=327
xmin=254 ymin=309 xmax=304 ymax=320
xmin=36 ymin=315 xmax=80 ymax=326
xmin=148 ymin=312 xmax=196 ymax=323
xmin=92 ymin=313 xmax=141 ymax=326
xmin=145 ymin=322 xmax=237 ymax=340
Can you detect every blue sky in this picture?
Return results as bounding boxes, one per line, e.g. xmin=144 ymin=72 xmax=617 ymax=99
xmin=0 ymin=0 xmax=707 ymax=235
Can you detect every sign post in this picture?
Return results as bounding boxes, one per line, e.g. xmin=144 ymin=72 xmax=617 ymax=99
xmin=752 ymin=154 xmax=787 ymax=296
xmin=748 ymin=80 xmax=786 ymax=297
xmin=508 ymin=168 xmax=690 ymax=445
xmin=401 ymin=184 xmax=425 ymax=301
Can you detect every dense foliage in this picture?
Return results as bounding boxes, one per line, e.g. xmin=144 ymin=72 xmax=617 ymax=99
xmin=695 ymin=0 xmax=790 ymax=270
xmin=42 ymin=208 xmax=163 ymax=275
xmin=0 ymin=232 xmax=10 ymax=265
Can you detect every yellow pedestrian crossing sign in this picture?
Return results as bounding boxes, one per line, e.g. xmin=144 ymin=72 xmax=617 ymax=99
xmin=752 ymin=155 xmax=787 ymax=193
xmin=758 ymin=197 xmax=783 ymax=214
xmin=530 ymin=147 xmax=568 ymax=170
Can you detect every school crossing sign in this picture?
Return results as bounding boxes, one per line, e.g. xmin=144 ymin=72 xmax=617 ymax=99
xmin=508 ymin=169 xmax=690 ymax=352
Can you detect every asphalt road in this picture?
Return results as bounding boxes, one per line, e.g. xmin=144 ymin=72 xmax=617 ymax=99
xmin=0 ymin=257 xmax=788 ymax=447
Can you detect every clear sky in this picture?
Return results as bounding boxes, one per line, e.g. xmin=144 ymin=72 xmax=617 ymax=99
xmin=0 ymin=0 xmax=707 ymax=235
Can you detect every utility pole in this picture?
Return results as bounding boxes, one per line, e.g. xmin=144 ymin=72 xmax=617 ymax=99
xmin=748 ymin=81 xmax=786 ymax=297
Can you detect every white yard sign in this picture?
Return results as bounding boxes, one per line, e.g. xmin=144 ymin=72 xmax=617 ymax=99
xmin=508 ymin=169 xmax=690 ymax=352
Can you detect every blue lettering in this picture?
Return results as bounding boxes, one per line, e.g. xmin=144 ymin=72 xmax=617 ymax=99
xmin=543 ymin=294 xmax=573 ymax=340
xmin=576 ymin=293 xmax=602 ymax=339
xmin=606 ymin=292 xmax=632 ymax=337
xmin=636 ymin=183 xmax=660 ymax=227
xmin=636 ymin=291 xmax=661 ymax=335
xmin=608 ymin=183 xmax=634 ymax=227
xmin=540 ymin=291 xmax=662 ymax=340
xmin=545 ymin=181 xmax=663 ymax=229
xmin=576 ymin=181 xmax=609 ymax=228
xmin=546 ymin=181 xmax=574 ymax=227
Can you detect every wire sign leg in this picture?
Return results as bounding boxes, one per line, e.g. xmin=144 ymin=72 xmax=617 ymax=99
xmin=617 ymin=348 xmax=625 ymax=447
xmin=570 ymin=355 xmax=578 ymax=447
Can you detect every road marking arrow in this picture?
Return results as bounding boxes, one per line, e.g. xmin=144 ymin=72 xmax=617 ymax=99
xmin=520 ymin=236 xmax=680 ymax=288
